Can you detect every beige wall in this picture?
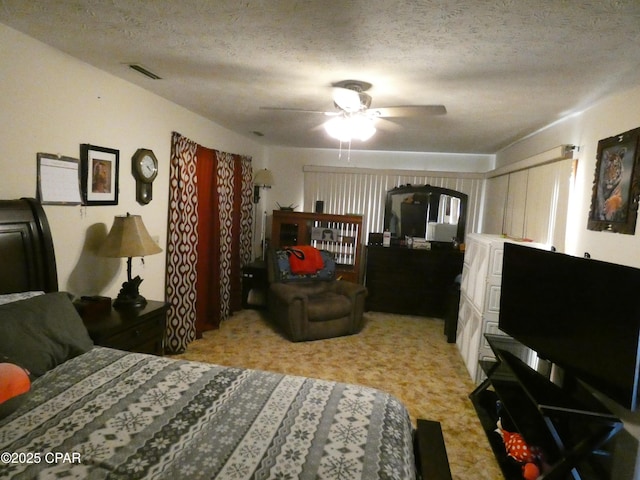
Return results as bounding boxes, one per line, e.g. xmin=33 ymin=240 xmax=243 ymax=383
xmin=0 ymin=24 xmax=265 ymax=300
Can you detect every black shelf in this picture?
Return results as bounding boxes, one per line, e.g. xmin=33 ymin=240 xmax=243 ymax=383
xmin=471 ymin=335 xmax=623 ymax=480
xmin=470 ymin=386 xmax=524 ymax=479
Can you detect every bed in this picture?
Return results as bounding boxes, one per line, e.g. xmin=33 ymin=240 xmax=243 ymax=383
xmin=0 ymin=198 xmax=419 ymax=479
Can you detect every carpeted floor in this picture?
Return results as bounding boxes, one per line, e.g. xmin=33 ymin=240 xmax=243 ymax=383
xmin=170 ymin=309 xmax=502 ymax=480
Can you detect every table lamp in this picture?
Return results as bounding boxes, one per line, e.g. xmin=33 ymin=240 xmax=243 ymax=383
xmin=99 ymin=213 xmax=162 ymax=309
xmin=253 ymin=168 xmax=274 ymax=203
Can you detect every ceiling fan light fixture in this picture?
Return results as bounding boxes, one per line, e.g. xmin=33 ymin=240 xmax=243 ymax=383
xmin=332 ymin=87 xmax=362 ymax=113
xmin=324 ymin=114 xmax=376 ymax=142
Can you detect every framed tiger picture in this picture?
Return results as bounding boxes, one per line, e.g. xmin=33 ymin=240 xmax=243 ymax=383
xmin=587 ymin=126 xmax=640 ymax=234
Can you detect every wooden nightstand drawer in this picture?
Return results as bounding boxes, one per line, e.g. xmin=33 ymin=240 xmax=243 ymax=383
xmin=79 ymin=300 xmax=169 ymax=356
xmin=103 ymin=316 xmax=165 ymax=353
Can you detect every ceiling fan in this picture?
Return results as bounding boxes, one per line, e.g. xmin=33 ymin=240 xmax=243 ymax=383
xmin=260 ymin=80 xmax=446 ymax=142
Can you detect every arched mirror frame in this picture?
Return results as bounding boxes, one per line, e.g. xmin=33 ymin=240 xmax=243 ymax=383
xmin=383 ymin=184 xmax=468 ymax=243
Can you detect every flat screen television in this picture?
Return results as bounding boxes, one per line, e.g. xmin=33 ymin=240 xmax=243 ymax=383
xmin=499 ymin=242 xmax=640 ymax=411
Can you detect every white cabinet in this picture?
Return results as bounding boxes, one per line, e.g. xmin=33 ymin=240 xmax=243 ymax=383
xmin=456 ymin=233 xmax=547 ymax=383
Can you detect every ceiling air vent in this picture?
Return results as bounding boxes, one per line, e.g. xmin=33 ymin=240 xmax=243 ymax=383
xmin=128 ymin=64 xmax=161 ymax=80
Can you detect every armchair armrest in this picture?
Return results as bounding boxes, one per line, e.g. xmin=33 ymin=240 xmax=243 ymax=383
xmin=330 ymin=280 xmax=367 ymax=299
xmin=268 ymin=282 xmax=315 ymax=341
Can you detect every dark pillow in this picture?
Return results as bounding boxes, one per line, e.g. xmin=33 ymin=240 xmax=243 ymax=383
xmin=0 ymin=291 xmax=44 ymax=305
xmin=0 ymin=358 xmax=31 ymax=419
xmin=0 ymin=292 xmax=93 ymax=377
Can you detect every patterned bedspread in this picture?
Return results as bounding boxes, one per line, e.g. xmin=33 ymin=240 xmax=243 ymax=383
xmin=0 ymin=347 xmax=415 ymax=479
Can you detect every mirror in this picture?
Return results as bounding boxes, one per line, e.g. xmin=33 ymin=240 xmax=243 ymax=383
xmin=384 ymin=185 xmax=468 ymax=243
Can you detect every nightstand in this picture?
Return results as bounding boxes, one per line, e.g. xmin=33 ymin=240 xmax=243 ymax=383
xmin=79 ymin=300 xmax=169 ymax=355
xmin=242 ymin=260 xmax=268 ymax=309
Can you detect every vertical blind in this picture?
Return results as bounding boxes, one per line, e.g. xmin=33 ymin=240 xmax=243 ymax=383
xmin=303 ymin=166 xmax=485 ymax=244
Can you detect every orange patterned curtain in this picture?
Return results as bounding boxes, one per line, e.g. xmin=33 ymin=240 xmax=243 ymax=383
xmin=166 ymin=132 xmax=252 ymax=353
xmin=213 ymin=150 xmax=254 ymax=321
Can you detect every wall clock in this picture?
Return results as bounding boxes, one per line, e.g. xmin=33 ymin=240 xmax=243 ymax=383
xmin=132 ymin=148 xmax=158 ymax=205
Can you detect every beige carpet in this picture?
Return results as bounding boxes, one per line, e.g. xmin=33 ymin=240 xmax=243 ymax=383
xmin=170 ymin=309 xmax=502 ymax=480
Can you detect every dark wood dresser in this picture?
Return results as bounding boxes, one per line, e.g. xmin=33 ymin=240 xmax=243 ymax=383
xmin=365 ymin=246 xmax=463 ymax=317
xmin=80 ymin=300 xmax=169 ymax=355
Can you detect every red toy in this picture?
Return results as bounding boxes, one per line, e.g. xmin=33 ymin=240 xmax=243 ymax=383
xmin=495 ymin=419 xmax=543 ymax=480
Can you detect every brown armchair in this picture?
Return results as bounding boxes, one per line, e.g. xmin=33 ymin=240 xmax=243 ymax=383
xmin=267 ymin=247 xmax=367 ymax=342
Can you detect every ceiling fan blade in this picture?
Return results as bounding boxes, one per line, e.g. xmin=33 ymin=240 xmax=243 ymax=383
xmin=260 ymin=106 xmax=330 ymax=114
xmin=374 ymin=117 xmax=402 ymax=132
xmin=332 ymin=87 xmax=362 ymax=112
xmin=371 ymin=105 xmax=447 ymax=117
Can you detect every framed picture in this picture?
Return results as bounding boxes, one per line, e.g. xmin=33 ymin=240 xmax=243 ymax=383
xmin=587 ymin=127 xmax=640 ymax=234
xmin=311 ymin=226 xmax=340 ymax=242
xmin=80 ymin=144 xmax=119 ymax=206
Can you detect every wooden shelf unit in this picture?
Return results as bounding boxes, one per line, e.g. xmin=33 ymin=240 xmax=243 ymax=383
xmin=270 ymin=210 xmax=363 ymax=283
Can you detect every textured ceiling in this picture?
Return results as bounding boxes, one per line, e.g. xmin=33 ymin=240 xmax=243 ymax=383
xmin=2 ymin=0 xmax=640 ymax=154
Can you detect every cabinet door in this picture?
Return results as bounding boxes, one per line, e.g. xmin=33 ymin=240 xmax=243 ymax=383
xmin=278 ymin=222 xmax=300 ymax=245
xmin=503 ymin=170 xmax=528 ymax=239
xmin=483 ymin=175 xmax=509 ymax=234
xmin=484 ymin=159 xmax=573 ymax=249
xmin=523 ymin=159 xmax=572 ymax=249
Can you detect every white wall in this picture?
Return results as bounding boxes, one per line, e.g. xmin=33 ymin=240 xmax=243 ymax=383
xmin=0 ymin=24 xmax=265 ymax=300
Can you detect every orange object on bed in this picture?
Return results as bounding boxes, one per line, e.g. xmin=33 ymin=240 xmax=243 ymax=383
xmin=0 ymin=363 xmax=30 ymax=404
xmin=0 ymin=361 xmax=31 ymax=419
xmin=286 ymin=246 xmax=325 ymax=274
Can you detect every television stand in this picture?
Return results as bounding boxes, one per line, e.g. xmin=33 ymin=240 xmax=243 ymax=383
xmin=470 ymin=335 xmax=623 ymax=480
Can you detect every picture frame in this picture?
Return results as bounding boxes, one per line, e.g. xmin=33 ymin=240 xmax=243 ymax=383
xmin=587 ymin=126 xmax=640 ymax=234
xmin=80 ymin=144 xmax=119 ymax=206
xmin=311 ymin=226 xmax=341 ymax=242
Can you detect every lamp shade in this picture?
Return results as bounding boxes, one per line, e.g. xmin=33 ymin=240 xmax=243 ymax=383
xmin=99 ymin=214 xmax=162 ymax=258
xmin=253 ymin=168 xmax=274 ymax=188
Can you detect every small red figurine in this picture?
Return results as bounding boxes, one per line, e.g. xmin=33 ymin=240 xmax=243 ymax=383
xmin=495 ymin=419 xmax=543 ymax=480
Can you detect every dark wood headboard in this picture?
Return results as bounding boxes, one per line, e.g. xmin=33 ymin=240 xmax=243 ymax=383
xmin=0 ymin=198 xmax=58 ymax=294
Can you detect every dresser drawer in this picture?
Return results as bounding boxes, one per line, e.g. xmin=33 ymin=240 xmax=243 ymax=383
xmin=103 ymin=316 xmax=165 ymax=352
xmin=365 ymin=246 xmax=463 ymax=317
xmin=80 ymin=300 xmax=169 ymax=356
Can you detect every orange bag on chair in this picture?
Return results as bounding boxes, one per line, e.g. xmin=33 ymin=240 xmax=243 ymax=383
xmin=286 ymin=246 xmax=325 ymax=274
